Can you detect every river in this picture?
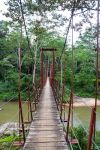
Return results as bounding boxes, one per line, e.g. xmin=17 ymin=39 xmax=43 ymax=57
xmin=0 ymin=102 xmax=100 ymax=131
xmin=0 ymin=102 xmax=32 ymax=124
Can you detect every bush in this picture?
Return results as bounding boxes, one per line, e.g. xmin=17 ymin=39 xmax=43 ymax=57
xmin=71 ymin=126 xmax=87 ymax=150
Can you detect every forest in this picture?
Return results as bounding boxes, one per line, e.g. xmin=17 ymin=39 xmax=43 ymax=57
xmin=0 ymin=0 xmax=99 ymax=101
xmin=0 ymin=0 xmax=100 ymax=149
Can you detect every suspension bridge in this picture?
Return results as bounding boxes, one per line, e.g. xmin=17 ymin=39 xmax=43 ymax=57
xmin=0 ymin=0 xmax=100 ymax=150
xmin=0 ymin=46 xmax=100 ymax=150
xmin=24 ymin=78 xmax=67 ymax=150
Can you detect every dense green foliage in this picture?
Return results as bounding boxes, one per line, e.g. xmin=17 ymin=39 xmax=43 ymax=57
xmin=0 ymin=0 xmax=98 ymax=101
xmin=0 ymin=0 xmax=100 ymax=150
xmin=71 ymin=126 xmax=100 ymax=150
xmin=71 ymin=126 xmax=87 ymax=150
xmin=55 ymin=27 xmax=100 ymax=98
xmin=0 ymin=134 xmax=22 ymax=150
xmin=0 ymin=21 xmax=30 ymax=101
xmin=0 ymin=19 xmax=99 ymax=101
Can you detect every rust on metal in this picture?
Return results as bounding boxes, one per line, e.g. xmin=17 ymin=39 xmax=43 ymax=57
xmin=60 ymin=85 xmax=64 ymax=121
xmin=66 ymin=92 xmax=73 ymax=141
xmin=18 ymin=47 xmax=26 ymax=143
xmin=28 ymin=65 xmax=33 ymax=121
xmin=87 ymin=107 xmax=96 ymax=150
xmin=40 ymin=49 xmax=44 ymax=89
xmin=13 ymin=140 xmax=24 ymax=147
xmin=40 ymin=48 xmax=56 ymax=88
xmin=93 ymin=0 xmax=99 ymax=148
xmin=70 ymin=139 xmax=78 ymax=144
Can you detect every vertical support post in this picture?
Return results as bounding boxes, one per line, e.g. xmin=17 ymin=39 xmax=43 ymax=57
xmin=48 ymin=57 xmax=49 ymax=77
xmin=40 ymin=49 xmax=43 ymax=89
xmin=71 ymin=11 xmax=74 ymax=134
xmin=46 ymin=62 xmax=48 ymax=82
xmin=56 ymin=81 xmax=59 ymax=110
xmin=46 ymin=63 xmax=48 ymax=81
xmin=93 ymin=0 xmax=99 ymax=147
xmin=34 ymin=88 xmax=37 ymax=111
xmin=32 ymin=42 xmax=37 ymax=87
xmin=50 ymin=64 xmax=53 ymax=86
xmin=50 ymin=64 xmax=51 ymax=85
xmin=61 ymin=58 xmax=63 ymax=87
xmin=66 ymin=92 xmax=72 ymax=141
xmin=87 ymin=107 xmax=96 ymax=150
xmin=60 ymin=85 xmax=64 ymax=121
xmin=95 ymin=0 xmax=99 ymax=109
xmin=43 ymin=62 xmax=45 ymax=86
xmin=52 ymin=50 xmax=55 ymax=87
xmin=28 ymin=66 xmax=33 ymax=121
xmin=44 ymin=63 xmax=47 ymax=86
xmin=32 ymin=42 xmax=37 ymax=111
xmin=55 ymin=81 xmax=58 ymax=100
xmin=18 ymin=47 xmax=25 ymax=143
xmin=64 ymin=103 xmax=66 ymax=121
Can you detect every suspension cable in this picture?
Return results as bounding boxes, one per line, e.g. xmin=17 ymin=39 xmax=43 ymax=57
xmin=60 ymin=0 xmax=76 ymax=60
xmin=19 ymin=0 xmax=34 ymax=59
xmin=19 ymin=0 xmax=35 ymax=124
xmin=75 ymin=99 xmax=100 ymax=118
xmin=95 ymin=0 xmax=99 ymax=122
xmin=0 ymin=95 xmax=29 ymax=139
xmin=71 ymin=7 xmax=74 ymax=131
xmin=0 ymin=87 xmax=28 ymax=109
xmin=93 ymin=0 xmax=100 ymax=147
xmin=63 ymin=105 xmax=100 ymax=150
xmin=70 ymin=126 xmax=82 ymax=150
xmin=60 ymin=16 xmax=72 ymax=59
xmin=72 ymin=110 xmax=100 ymax=150
xmin=8 ymin=92 xmax=33 ymax=150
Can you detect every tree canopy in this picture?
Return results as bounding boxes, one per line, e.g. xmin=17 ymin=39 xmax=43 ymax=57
xmin=0 ymin=0 xmax=100 ymax=100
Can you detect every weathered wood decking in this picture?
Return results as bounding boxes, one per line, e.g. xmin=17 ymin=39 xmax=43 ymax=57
xmin=24 ymin=78 xmax=68 ymax=150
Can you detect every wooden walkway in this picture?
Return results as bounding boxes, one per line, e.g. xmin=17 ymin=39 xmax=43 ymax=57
xmin=24 ymin=78 xmax=68 ymax=150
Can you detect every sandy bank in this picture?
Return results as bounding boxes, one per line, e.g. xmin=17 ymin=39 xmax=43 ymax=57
xmin=65 ymin=96 xmax=100 ymax=107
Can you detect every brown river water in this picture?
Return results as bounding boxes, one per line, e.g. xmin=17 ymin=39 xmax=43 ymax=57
xmin=0 ymin=102 xmax=100 ymax=130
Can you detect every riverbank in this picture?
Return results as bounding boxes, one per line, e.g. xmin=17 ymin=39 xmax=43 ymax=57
xmin=65 ymin=96 xmax=100 ymax=107
xmin=0 ymin=123 xmax=18 ymax=135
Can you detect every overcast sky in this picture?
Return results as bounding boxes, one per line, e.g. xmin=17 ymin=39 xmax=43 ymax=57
xmin=0 ymin=0 xmax=8 ymax=20
xmin=0 ymin=0 xmax=98 ymax=44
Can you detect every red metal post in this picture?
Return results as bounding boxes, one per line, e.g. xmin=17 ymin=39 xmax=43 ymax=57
xmin=93 ymin=0 xmax=100 ymax=146
xmin=40 ymin=48 xmax=56 ymax=87
xmin=66 ymin=92 xmax=73 ymax=141
xmin=45 ymin=66 xmax=47 ymax=85
xmin=18 ymin=47 xmax=25 ymax=143
xmin=40 ymin=49 xmax=44 ymax=89
xmin=87 ymin=107 xmax=96 ymax=150
xmin=71 ymin=14 xmax=74 ymax=132
xmin=52 ymin=50 xmax=55 ymax=87
xmin=28 ymin=66 xmax=33 ymax=121
xmin=43 ymin=63 xmax=47 ymax=86
xmin=46 ymin=64 xmax=47 ymax=83
xmin=50 ymin=64 xmax=53 ymax=86
xmin=64 ymin=103 xmax=66 ymax=121
xmin=55 ymin=81 xmax=58 ymax=101
xmin=60 ymin=85 xmax=64 ymax=121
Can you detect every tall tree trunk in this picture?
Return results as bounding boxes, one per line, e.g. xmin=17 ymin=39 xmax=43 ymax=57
xmin=32 ymin=41 xmax=38 ymax=87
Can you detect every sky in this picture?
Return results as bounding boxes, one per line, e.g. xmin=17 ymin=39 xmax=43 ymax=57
xmin=0 ymin=0 xmax=97 ymax=45
xmin=0 ymin=0 xmax=8 ymax=20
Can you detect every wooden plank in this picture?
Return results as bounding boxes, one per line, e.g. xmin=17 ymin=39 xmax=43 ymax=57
xmin=26 ymin=137 xmax=65 ymax=141
xmin=24 ymin=146 xmax=67 ymax=150
xmin=23 ymin=78 xmax=68 ymax=150
xmin=25 ymin=142 xmax=67 ymax=147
